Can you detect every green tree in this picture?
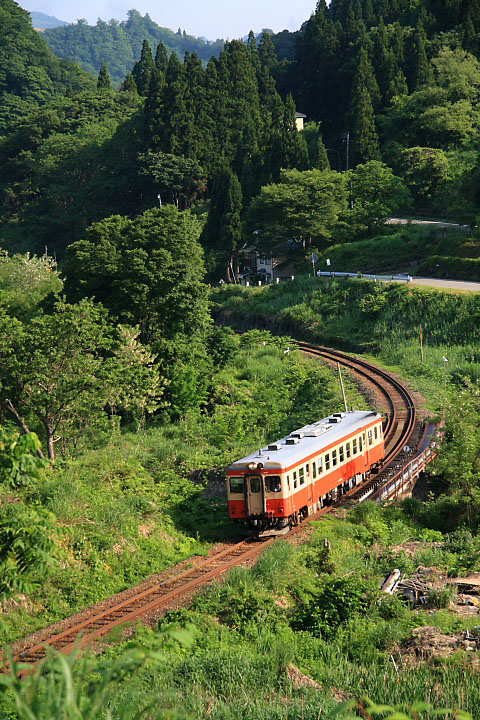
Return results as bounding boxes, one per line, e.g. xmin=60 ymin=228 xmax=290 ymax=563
xmin=0 ymin=429 xmax=47 ymax=486
xmin=132 ymin=39 xmax=156 ymax=95
xmin=0 ymin=426 xmax=57 ymax=599
xmin=139 ymin=150 xmax=206 ymax=209
xmin=396 ymin=146 xmax=449 ymax=204
xmin=349 ymin=48 xmax=381 ymax=166
xmin=64 ymin=206 xmax=210 ymax=361
xmin=155 ymin=40 xmax=169 ymax=74
xmin=97 ymin=60 xmax=112 ymax=90
xmin=0 ymin=503 xmax=58 ymax=599
xmin=0 ymin=299 xmax=116 ymax=460
xmin=121 ymin=71 xmax=138 ymax=93
xmin=202 ymin=167 xmax=243 ymax=281
xmin=405 ymin=23 xmax=431 ymax=92
xmin=105 ymin=325 xmax=167 ymax=430
xmin=245 ymin=169 xmax=347 ymax=255
xmin=346 ymin=160 xmax=412 ymax=234
xmin=301 ymin=122 xmax=330 ymax=170
xmin=0 ymin=251 xmax=62 ymax=320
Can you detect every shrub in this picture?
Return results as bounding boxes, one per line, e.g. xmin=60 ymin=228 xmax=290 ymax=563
xmin=291 ymin=576 xmax=378 ymax=639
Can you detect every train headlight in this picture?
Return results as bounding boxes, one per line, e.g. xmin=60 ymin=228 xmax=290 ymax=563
xmin=248 ymin=462 xmax=257 ymax=470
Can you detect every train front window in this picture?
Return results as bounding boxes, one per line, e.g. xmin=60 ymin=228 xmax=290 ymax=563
xmin=266 ymin=476 xmax=282 ymax=493
xmin=250 ymin=476 xmax=261 ymax=493
xmin=229 ymin=477 xmax=244 ymax=494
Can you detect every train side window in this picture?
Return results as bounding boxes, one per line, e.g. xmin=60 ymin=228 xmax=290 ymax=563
xmin=299 ymin=467 xmax=305 ymax=485
xmin=332 ymin=449 xmax=337 ymax=467
xmin=339 ymin=446 xmax=344 ymax=463
xmin=266 ymin=476 xmax=282 ymax=493
xmin=229 ymin=477 xmax=244 ymax=494
xmin=313 ymin=462 xmax=317 ymax=479
xmin=346 ymin=442 xmax=351 ymax=459
xmin=318 ymin=457 xmax=323 ymax=474
xmin=325 ymin=453 xmax=330 ymax=471
xmin=287 ymin=475 xmax=290 ymax=490
xmin=368 ymin=430 xmax=373 ymax=446
xmin=353 ymin=438 xmax=357 ymax=454
xmin=374 ymin=426 xmax=378 ymax=440
xmin=306 ymin=464 xmax=310 ymax=477
xmin=293 ymin=471 xmax=297 ymax=489
xmin=359 ymin=435 xmax=363 ymax=452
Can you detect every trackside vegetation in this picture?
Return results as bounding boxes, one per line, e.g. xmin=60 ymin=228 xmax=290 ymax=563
xmin=3 ymin=0 xmax=480 ymax=716
xmin=0 ymin=331 xmax=365 ymax=645
xmin=1 ymin=509 xmax=479 ymax=719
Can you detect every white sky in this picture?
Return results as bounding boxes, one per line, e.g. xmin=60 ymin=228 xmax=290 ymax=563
xmin=21 ymin=1 xmax=317 ymax=39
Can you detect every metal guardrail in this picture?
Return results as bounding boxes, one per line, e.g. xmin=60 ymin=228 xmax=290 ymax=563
xmin=371 ymin=442 xmax=438 ymax=503
xmin=317 ymin=271 xmax=413 ymax=283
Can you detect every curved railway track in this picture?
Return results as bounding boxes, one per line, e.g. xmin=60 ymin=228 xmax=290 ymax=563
xmin=2 ymin=343 xmax=422 ymax=676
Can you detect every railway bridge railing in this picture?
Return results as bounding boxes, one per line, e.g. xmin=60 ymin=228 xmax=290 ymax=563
xmin=370 ymin=442 xmax=438 ymax=503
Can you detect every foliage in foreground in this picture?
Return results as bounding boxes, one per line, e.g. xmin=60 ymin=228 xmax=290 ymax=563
xmin=0 ymin=332 xmax=365 ymax=645
xmin=2 ymin=507 xmax=478 ymax=719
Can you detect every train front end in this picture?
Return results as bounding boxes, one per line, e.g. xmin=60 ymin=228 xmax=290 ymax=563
xmin=227 ymin=451 xmax=289 ymax=533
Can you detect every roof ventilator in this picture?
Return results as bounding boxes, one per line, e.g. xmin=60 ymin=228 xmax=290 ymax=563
xmin=286 ymin=437 xmax=300 ymax=445
xmin=268 ymin=443 xmax=282 ymax=451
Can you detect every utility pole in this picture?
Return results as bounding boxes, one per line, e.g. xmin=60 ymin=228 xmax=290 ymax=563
xmin=337 ymin=363 xmax=348 ymax=413
xmin=344 ymin=132 xmax=350 ymax=172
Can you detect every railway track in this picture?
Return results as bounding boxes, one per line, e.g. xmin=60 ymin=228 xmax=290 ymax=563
xmin=2 ymin=343 xmax=421 ymax=676
xmin=297 ymin=343 xmax=420 ymax=502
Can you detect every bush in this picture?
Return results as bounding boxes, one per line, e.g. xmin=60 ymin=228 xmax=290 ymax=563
xmin=291 ymin=576 xmax=378 ymax=639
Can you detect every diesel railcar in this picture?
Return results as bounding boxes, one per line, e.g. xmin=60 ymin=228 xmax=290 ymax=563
xmin=227 ymin=410 xmax=384 ymax=533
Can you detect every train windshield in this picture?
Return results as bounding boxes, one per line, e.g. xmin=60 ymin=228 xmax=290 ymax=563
xmin=265 ymin=476 xmax=282 ymax=493
xmin=229 ymin=477 xmax=244 ymax=494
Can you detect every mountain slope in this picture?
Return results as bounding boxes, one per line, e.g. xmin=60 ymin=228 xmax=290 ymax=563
xmin=0 ymin=0 xmax=95 ymax=134
xmin=30 ymin=11 xmax=69 ymax=29
xmin=43 ymin=9 xmax=225 ymax=84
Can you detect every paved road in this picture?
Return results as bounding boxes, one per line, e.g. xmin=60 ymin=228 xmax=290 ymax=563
xmin=410 ymin=277 xmax=480 ymax=292
xmin=386 ymin=218 xmax=470 ymax=232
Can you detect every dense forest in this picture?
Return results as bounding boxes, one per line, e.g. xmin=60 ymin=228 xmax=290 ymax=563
xmin=42 ymin=10 xmax=226 ymax=84
xmin=2 ymin=0 xmax=480 ymax=716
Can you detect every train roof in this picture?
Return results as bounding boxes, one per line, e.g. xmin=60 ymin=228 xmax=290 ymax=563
xmin=227 ymin=410 xmax=382 ymax=473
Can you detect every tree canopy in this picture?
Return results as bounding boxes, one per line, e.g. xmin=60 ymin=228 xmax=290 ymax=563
xmin=245 ymin=169 xmax=348 ymax=254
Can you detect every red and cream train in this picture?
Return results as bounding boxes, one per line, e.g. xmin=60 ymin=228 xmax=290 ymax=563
xmin=227 ymin=410 xmax=385 ymax=533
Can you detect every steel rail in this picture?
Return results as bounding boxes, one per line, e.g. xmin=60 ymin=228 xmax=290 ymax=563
xmin=4 ymin=538 xmax=275 ymax=676
xmin=2 ymin=343 xmax=419 ymax=676
xmin=296 ymin=343 xmax=417 ymax=463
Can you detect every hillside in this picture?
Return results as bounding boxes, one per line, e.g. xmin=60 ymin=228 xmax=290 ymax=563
xmin=42 ymin=9 xmax=225 ymax=84
xmin=30 ymin=11 xmax=69 ymax=29
xmin=0 ymin=0 xmax=95 ymax=134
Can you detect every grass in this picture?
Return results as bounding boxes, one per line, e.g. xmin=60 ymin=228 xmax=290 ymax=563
xmin=3 ymin=505 xmax=479 ymax=719
xmin=211 ymin=276 xmax=480 ymax=413
xmin=0 ymin=334 xmax=367 ymax=647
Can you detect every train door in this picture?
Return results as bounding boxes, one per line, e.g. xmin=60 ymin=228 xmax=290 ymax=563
xmin=245 ymin=474 xmax=264 ymax=516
